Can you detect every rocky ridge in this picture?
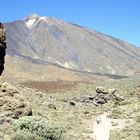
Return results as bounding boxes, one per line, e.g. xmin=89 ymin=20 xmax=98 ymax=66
xmin=0 ymin=80 xmax=32 ymax=139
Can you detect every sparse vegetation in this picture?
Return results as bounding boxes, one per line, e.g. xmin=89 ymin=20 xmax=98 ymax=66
xmin=20 ymin=76 xmax=140 ymax=139
xmin=1 ymin=76 xmax=140 ymax=139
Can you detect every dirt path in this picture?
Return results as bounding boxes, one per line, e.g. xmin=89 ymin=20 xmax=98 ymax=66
xmin=91 ymin=111 xmax=134 ymax=140
xmin=92 ymin=113 xmax=112 ymax=140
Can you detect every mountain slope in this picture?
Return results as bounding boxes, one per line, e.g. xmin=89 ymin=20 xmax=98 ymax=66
xmin=5 ymin=14 xmax=140 ymax=76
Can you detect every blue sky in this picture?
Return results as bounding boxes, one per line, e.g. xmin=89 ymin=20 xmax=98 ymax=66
xmin=0 ymin=0 xmax=139 ymax=47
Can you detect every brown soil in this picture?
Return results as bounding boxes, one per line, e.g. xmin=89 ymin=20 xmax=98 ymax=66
xmin=22 ymin=81 xmax=79 ymax=93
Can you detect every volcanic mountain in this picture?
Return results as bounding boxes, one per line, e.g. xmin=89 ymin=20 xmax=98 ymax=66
xmin=4 ymin=14 xmax=140 ymax=80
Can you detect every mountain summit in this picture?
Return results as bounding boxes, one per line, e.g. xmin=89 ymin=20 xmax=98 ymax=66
xmin=5 ymin=15 xmax=140 ymax=77
xmin=25 ymin=13 xmax=41 ymax=19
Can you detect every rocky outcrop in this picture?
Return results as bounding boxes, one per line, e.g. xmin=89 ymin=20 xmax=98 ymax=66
xmin=82 ymin=86 xmax=123 ymax=105
xmin=0 ymin=22 xmax=6 ymax=76
xmin=0 ymin=81 xmax=32 ymax=123
xmin=96 ymin=86 xmax=116 ymax=95
xmin=0 ymin=81 xmax=32 ymax=139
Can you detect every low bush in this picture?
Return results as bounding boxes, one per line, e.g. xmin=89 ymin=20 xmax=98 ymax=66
xmin=11 ymin=131 xmax=44 ymax=140
xmin=12 ymin=116 xmax=65 ymax=140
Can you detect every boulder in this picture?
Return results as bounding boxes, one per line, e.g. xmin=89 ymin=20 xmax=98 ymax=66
xmin=107 ymin=88 xmax=116 ymax=94
xmin=96 ymin=86 xmax=108 ymax=94
xmin=96 ymin=98 xmax=106 ymax=105
xmin=0 ymin=81 xmax=32 ymax=123
xmin=69 ymin=101 xmax=76 ymax=106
